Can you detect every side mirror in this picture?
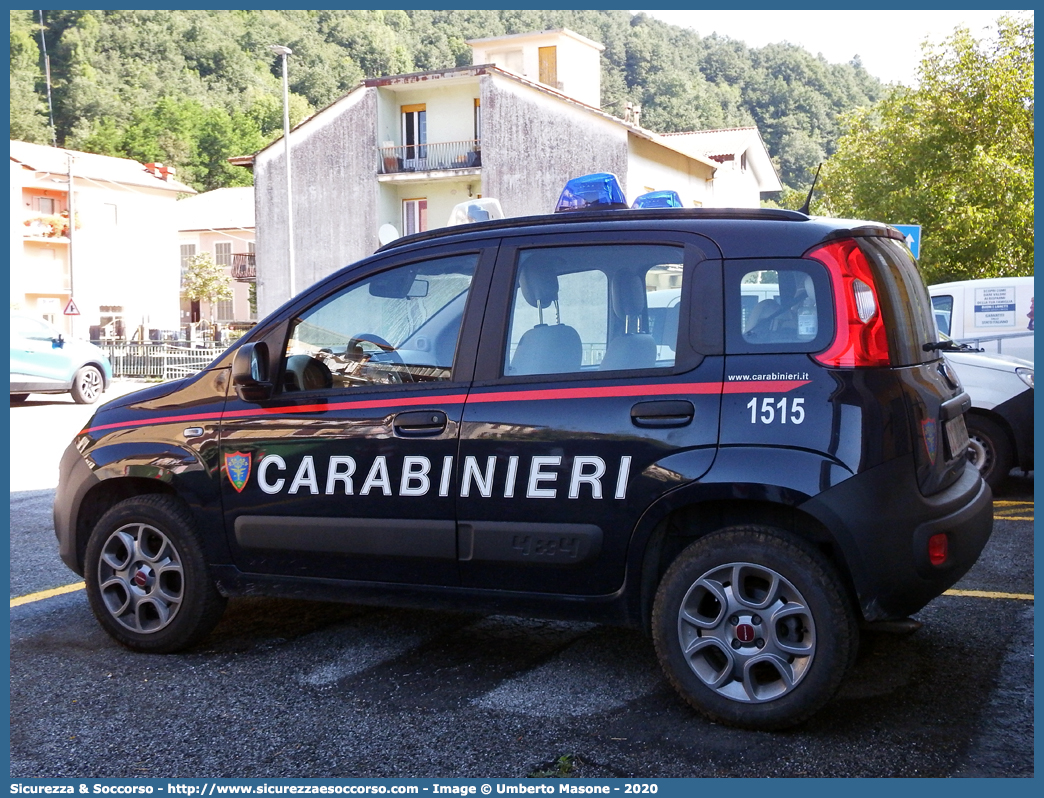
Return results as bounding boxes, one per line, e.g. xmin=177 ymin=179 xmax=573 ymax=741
xmin=52 ymin=335 xmax=65 ymax=349
xmin=231 ymin=342 xmax=273 ymax=402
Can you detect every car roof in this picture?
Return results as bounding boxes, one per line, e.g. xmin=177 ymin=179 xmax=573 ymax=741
xmin=376 ymin=207 xmax=901 ymax=262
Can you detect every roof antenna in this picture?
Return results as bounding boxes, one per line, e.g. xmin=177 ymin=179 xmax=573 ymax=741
xmin=798 ymin=163 xmax=822 ymax=216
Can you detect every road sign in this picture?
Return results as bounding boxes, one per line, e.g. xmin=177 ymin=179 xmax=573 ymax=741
xmin=63 ymin=298 xmax=80 ymax=316
xmin=892 ymin=224 xmax=921 ymax=259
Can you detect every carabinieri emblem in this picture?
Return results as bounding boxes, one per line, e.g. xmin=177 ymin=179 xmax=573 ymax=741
xmin=921 ymin=419 xmax=938 ymax=465
xmin=225 ymin=452 xmax=252 ymax=492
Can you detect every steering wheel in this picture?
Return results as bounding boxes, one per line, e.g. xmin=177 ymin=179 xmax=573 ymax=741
xmin=347 ymin=332 xmax=412 ymax=382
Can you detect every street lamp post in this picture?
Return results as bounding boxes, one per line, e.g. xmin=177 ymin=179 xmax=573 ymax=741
xmin=270 ymin=44 xmax=295 ymax=298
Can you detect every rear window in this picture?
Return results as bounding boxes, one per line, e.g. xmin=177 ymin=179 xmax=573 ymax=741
xmin=857 ymin=238 xmax=939 ymax=366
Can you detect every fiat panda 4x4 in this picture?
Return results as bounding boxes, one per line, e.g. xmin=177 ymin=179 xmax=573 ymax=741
xmin=55 ymin=175 xmax=992 ymax=730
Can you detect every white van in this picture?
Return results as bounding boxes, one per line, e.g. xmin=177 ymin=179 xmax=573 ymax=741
xmin=929 ymin=276 xmax=1034 ymax=362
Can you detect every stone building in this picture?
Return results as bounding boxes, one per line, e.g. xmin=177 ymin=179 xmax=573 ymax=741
xmin=243 ymin=29 xmax=781 ymax=317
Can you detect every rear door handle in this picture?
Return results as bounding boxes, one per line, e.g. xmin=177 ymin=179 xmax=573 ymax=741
xmin=394 ymin=409 xmax=448 ymax=436
xmin=630 ymin=400 xmax=694 ymax=428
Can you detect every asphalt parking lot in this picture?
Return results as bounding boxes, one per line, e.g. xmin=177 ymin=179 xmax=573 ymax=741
xmin=9 ymin=382 xmax=1035 ymax=778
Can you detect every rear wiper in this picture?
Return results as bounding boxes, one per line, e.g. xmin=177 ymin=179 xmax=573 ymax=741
xmin=923 ymin=340 xmax=984 ymax=353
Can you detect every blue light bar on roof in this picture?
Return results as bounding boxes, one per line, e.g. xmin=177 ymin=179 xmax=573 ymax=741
xmin=632 ymin=190 xmax=684 ymax=209
xmin=553 ymin=173 xmax=629 ymax=213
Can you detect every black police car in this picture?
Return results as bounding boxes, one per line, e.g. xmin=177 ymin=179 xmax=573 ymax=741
xmin=54 ymin=175 xmax=992 ymax=730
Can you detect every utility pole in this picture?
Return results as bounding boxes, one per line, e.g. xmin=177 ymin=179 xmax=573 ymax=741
xmin=66 ymin=151 xmax=76 ymax=338
xmin=270 ymin=44 xmax=295 ymax=299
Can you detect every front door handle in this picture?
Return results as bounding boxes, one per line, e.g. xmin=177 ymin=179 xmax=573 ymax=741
xmin=394 ymin=409 xmax=447 ymax=437
xmin=630 ymin=400 xmax=694 ymax=428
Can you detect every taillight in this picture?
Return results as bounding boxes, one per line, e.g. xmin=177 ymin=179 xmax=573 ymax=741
xmin=808 ymin=239 xmax=891 ymax=367
xmin=928 ymin=533 xmax=948 ymax=566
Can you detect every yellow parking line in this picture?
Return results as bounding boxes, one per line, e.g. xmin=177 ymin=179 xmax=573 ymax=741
xmin=944 ymin=588 xmax=1033 ymax=601
xmin=993 ymin=500 xmax=1033 ymax=506
xmin=10 ymin=581 xmax=85 ymax=607
xmin=994 ymin=515 xmax=1034 ymax=521
xmin=9 ymin=583 xmax=1034 ymax=608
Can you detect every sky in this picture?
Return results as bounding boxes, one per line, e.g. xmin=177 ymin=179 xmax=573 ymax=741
xmin=639 ymin=10 xmax=1027 ymax=86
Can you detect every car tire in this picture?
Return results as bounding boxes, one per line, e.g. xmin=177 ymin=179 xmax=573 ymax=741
xmin=84 ymin=495 xmax=227 ymax=653
xmin=965 ymin=414 xmax=1013 ymax=491
xmin=70 ymin=365 xmax=103 ymax=404
xmin=11 ymin=393 xmax=29 ymax=403
xmin=652 ymin=525 xmax=858 ymax=731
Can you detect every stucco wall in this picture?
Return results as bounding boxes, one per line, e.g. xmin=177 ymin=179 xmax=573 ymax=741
xmin=626 ymin=137 xmax=715 ymax=207
xmin=471 ymin=32 xmax=602 ymax=108
xmin=71 ymin=182 xmax=182 ymax=332
xmin=255 ymin=87 xmax=379 ymax=318
xmin=481 ymin=75 xmax=628 ymax=218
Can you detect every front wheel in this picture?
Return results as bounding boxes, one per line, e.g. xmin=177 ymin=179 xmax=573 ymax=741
xmin=652 ymin=526 xmax=858 ymax=730
xmin=71 ymin=365 xmax=103 ymax=404
xmin=84 ymin=495 xmax=227 ymax=652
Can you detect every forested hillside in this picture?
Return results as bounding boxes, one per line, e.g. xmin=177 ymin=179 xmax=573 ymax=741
xmin=10 ymin=9 xmax=886 ymax=194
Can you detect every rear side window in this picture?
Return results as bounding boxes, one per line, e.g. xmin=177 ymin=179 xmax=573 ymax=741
xmin=504 ymin=244 xmax=684 ymax=376
xmin=857 ymin=238 xmax=939 ymax=366
xmin=725 ymin=262 xmax=833 ymax=354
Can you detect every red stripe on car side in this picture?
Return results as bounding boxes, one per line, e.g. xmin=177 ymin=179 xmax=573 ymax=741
xmin=80 ymin=381 xmax=809 ymax=435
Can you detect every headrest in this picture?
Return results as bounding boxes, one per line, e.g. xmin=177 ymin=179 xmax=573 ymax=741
xmin=802 ymin=273 xmax=815 ymax=302
xmin=745 ymin=299 xmax=781 ymax=333
xmin=611 ymin=271 xmax=648 ymax=319
xmin=519 ymin=260 xmax=561 ymax=309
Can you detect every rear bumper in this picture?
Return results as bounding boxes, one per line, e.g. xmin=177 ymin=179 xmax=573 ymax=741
xmin=801 ymin=459 xmax=992 ymax=621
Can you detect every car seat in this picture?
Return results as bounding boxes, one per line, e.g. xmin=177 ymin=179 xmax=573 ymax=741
xmin=600 ymin=271 xmax=657 ymax=370
xmin=744 ymin=299 xmax=782 ymax=341
xmin=509 ymin=260 xmax=583 ymax=375
xmin=284 ymin=354 xmax=334 ymax=391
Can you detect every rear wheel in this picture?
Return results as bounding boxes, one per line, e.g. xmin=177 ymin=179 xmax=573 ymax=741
xmin=71 ymin=365 xmax=103 ymax=404
xmin=652 ymin=526 xmax=858 ymax=730
xmin=966 ymin=414 xmax=1013 ymax=490
xmin=84 ymin=495 xmax=226 ymax=652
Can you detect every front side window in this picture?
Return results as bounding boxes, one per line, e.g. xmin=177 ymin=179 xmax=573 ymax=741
xmin=283 ymin=254 xmax=477 ymax=392
xmin=504 ymin=244 xmax=684 ymax=377
xmin=12 ymin=315 xmax=55 ymax=340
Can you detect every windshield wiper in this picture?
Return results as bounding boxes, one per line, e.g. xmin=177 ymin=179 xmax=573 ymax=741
xmin=923 ymin=340 xmax=984 ymax=353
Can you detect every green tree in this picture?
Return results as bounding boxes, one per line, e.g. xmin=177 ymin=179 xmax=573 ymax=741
xmin=9 ymin=11 xmax=52 ymax=143
xmin=15 ymin=9 xmax=888 ymax=194
xmin=181 ymin=252 xmax=232 ymax=329
xmin=818 ymin=15 xmax=1033 ymax=284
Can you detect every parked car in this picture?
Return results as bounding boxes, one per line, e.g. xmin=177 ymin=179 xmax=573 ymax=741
xmin=54 ymin=175 xmax=992 ymax=731
xmin=10 ymin=314 xmax=112 ymax=404
xmin=941 ymin=341 xmax=1033 ymax=489
xmin=929 ymin=276 xmax=1034 ymax=362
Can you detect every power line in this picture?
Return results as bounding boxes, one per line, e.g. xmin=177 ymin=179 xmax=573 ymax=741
xmin=37 ymin=10 xmax=57 ymax=148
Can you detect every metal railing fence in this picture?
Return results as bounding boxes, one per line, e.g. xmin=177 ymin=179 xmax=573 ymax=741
xmin=97 ymin=343 xmax=227 ymax=380
xmin=954 ymin=331 xmax=1034 ymax=357
xmin=378 ymin=140 xmax=481 ymax=174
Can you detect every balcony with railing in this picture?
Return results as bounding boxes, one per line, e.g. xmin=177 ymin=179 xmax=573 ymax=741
xmin=378 ymin=139 xmax=481 ymax=176
xmin=231 ymin=253 xmax=256 ymax=282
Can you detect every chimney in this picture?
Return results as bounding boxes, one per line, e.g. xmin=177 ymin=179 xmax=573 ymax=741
xmin=144 ymin=162 xmax=176 ymax=181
